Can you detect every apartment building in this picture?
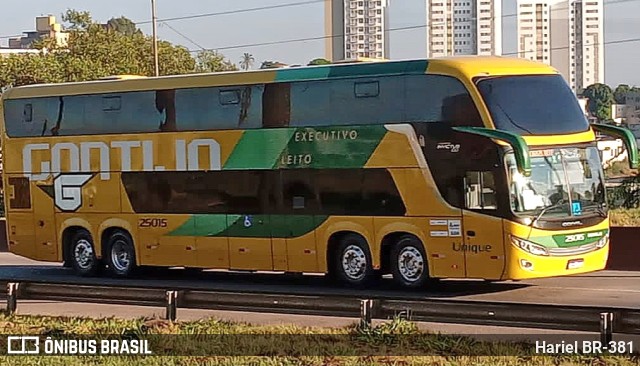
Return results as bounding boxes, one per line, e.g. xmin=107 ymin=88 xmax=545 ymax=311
xmin=426 ymin=0 xmax=502 ymax=58
xmin=517 ymin=0 xmax=604 ymax=93
xmin=325 ymin=0 xmax=390 ymax=62
xmin=8 ymin=15 xmax=68 ymax=49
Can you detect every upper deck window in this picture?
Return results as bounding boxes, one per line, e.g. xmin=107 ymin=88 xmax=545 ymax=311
xmin=476 ymin=74 xmax=590 ymax=135
xmin=2 ymin=73 xmax=485 ymax=137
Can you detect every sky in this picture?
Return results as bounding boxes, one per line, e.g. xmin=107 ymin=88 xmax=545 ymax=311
xmin=1 ymin=0 xmax=639 ymax=86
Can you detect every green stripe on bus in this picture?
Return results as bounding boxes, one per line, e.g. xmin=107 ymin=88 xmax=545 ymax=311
xmin=168 ymin=215 xmax=329 ymax=238
xmin=529 ymin=229 xmax=608 ymax=248
xmin=274 ymin=60 xmax=429 ymax=82
xmin=223 ymin=129 xmax=295 ymax=170
xmin=274 ymin=125 xmax=388 ymax=169
xmin=223 ymin=126 xmax=387 ymax=170
xmin=552 ymin=229 xmax=609 ymax=248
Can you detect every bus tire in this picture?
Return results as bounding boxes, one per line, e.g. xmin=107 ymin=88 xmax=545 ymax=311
xmin=69 ymin=229 xmax=100 ymax=277
xmin=105 ymin=230 xmax=137 ymax=278
xmin=390 ymin=235 xmax=430 ymax=289
xmin=333 ymin=234 xmax=374 ymax=287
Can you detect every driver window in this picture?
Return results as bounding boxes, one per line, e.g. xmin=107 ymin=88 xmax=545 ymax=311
xmin=465 ymin=171 xmax=497 ymax=210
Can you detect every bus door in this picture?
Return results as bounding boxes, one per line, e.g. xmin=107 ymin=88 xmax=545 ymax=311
xmin=32 ymin=178 xmax=57 ymax=261
xmin=4 ymin=176 xmax=38 ymax=259
xmin=227 ymin=214 xmax=273 ymax=271
xmin=280 ymin=171 xmax=320 ymax=273
xmin=462 ymin=170 xmax=506 ymax=279
xmin=227 ymin=171 xmax=276 ymax=271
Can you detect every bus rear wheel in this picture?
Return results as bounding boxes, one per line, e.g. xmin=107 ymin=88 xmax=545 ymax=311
xmin=69 ymin=229 xmax=100 ymax=277
xmin=105 ymin=231 xmax=137 ymax=278
xmin=390 ymin=235 xmax=430 ymax=289
xmin=333 ymin=234 xmax=375 ymax=287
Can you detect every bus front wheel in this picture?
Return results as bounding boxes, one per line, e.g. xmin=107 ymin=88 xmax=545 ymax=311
xmin=69 ymin=229 xmax=100 ymax=277
xmin=105 ymin=230 xmax=137 ymax=278
xmin=390 ymin=235 xmax=430 ymax=289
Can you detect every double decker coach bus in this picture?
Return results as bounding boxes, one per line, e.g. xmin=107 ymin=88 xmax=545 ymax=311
xmin=1 ymin=57 xmax=637 ymax=288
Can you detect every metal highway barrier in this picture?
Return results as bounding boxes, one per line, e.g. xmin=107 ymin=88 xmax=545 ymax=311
xmin=1 ymin=281 xmax=639 ymax=342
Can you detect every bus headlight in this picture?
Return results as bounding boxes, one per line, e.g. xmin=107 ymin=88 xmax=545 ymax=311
xmin=596 ymin=233 xmax=609 ymax=249
xmin=510 ymin=236 xmax=549 ymax=256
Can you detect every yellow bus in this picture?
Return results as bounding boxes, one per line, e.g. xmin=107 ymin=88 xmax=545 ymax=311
xmin=1 ymin=56 xmax=637 ymax=288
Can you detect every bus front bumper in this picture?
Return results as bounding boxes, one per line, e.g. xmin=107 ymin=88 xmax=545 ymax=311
xmin=503 ymin=244 xmax=609 ymax=280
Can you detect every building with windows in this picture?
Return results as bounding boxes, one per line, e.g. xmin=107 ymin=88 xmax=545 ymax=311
xmin=517 ymin=0 xmax=604 ymax=93
xmin=325 ymin=0 xmax=390 ymax=62
xmin=426 ymin=0 xmax=502 ymax=58
xmin=0 ymin=48 xmax=40 ymax=57
xmin=8 ymin=15 xmax=68 ymax=49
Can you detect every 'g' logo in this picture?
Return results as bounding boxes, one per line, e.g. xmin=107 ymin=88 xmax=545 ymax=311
xmin=53 ymin=174 xmax=93 ymax=212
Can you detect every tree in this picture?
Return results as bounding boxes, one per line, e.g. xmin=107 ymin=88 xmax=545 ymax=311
xmin=260 ymin=61 xmax=287 ymax=69
xmin=239 ymin=53 xmax=255 ymax=71
xmin=0 ymin=52 xmax=64 ymax=88
xmin=62 ymin=9 xmax=93 ymax=31
xmin=195 ymin=50 xmax=238 ymax=73
xmin=107 ymin=16 xmax=140 ymax=36
xmin=0 ymin=9 xmax=238 ymax=90
xmin=583 ymin=83 xmax=614 ymax=122
xmin=308 ymin=58 xmax=331 ymax=66
xmin=614 ymin=84 xmax=631 ymax=104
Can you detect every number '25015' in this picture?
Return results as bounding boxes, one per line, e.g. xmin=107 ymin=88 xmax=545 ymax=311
xmin=138 ymin=218 xmax=168 ymax=228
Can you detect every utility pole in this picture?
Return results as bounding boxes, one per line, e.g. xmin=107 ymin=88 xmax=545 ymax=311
xmin=151 ymin=0 xmax=160 ymax=76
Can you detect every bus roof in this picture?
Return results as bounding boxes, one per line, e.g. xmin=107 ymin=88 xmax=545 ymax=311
xmin=1 ymin=56 xmax=558 ymax=100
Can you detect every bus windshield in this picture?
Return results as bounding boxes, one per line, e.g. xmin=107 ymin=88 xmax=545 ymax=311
xmin=506 ymin=147 xmax=606 ymax=220
xmin=476 ymin=74 xmax=590 ymax=135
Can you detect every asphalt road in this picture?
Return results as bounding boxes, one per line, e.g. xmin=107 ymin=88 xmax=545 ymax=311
xmin=1 ymin=253 xmax=638 ymax=309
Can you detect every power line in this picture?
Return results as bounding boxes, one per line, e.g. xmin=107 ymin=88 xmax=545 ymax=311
xmin=159 ymin=22 xmax=206 ymax=50
xmin=0 ymin=0 xmax=637 ymax=53
xmin=504 ymin=37 xmax=640 ymax=56
xmin=180 ymin=0 xmax=640 ymax=53
xmin=136 ymin=0 xmax=636 ymax=26
xmin=0 ymin=0 xmax=327 ymax=42
xmin=186 ymin=25 xmax=640 ymax=55
xmin=136 ymin=0 xmax=326 ymax=25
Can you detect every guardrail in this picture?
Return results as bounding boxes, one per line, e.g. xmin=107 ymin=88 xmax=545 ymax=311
xmin=2 ymin=281 xmax=639 ymax=343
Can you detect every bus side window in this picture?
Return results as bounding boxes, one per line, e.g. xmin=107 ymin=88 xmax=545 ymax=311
xmin=464 ymin=171 xmax=497 ymax=210
xmin=441 ymin=93 xmax=483 ymax=128
xmin=263 ymin=83 xmax=291 ymax=128
xmin=354 ymin=81 xmax=379 ymax=98
xmin=282 ymin=170 xmax=318 ymax=213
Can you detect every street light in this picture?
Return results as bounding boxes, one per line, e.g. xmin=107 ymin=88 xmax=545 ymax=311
xmin=151 ymin=0 xmax=159 ymax=76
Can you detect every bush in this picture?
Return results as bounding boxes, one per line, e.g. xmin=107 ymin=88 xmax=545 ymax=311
xmin=605 ymin=159 xmax=637 ymax=178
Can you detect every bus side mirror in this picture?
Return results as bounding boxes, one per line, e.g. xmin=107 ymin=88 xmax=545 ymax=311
xmin=591 ymin=124 xmax=639 ymax=169
xmin=452 ymin=127 xmax=531 ymax=177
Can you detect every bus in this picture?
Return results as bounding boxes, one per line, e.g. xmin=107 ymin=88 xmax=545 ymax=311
xmin=1 ymin=56 xmax=637 ymax=289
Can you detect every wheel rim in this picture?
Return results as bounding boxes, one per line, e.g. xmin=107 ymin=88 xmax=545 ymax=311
xmin=341 ymin=245 xmax=367 ymax=281
xmin=397 ymin=246 xmax=425 ymax=282
xmin=74 ymin=239 xmax=94 ymax=270
xmin=110 ymin=239 xmax=131 ymax=272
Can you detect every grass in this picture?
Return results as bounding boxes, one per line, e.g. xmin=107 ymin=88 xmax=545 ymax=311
xmin=610 ymin=208 xmax=640 ymax=226
xmin=0 ymin=314 xmax=636 ymax=365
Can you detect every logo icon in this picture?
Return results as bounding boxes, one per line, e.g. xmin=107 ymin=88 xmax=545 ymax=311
xmin=561 ymin=220 xmax=583 ymax=227
xmin=53 ymin=174 xmax=93 ymax=212
xmin=7 ymin=336 xmax=40 ymax=354
xmin=436 ymin=142 xmax=460 ymax=153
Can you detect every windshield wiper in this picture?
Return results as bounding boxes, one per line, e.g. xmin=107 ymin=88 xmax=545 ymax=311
xmin=531 ymin=201 xmax=568 ymax=227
